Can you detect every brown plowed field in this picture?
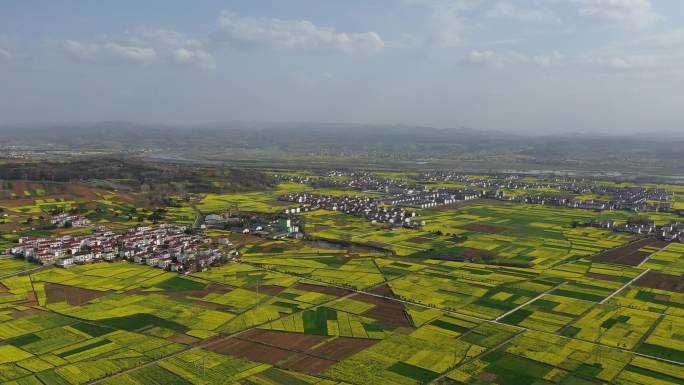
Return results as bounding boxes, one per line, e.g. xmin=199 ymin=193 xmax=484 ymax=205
xmin=281 ymin=355 xmax=337 ymax=374
xmin=352 ymin=292 xmax=411 ymax=327
xmin=634 ymin=271 xmax=684 ymax=293
xmin=45 ymin=283 xmax=108 ymax=306
xmin=241 ymin=329 xmax=327 ymax=351
xmin=367 ymin=283 xmax=397 ymax=298
xmin=205 ymin=337 xmax=293 ymax=364
xmin=459 ymin=223 xmax=507 ymax=234
xmin=408 ymin=237 xmax=431 ymax=244
xmin=242 ymin=330 xmax=378 ymax=361
xmin=293 ymin=282 xmax=352 ymax=297
xmin=257 ymin=285 xmax=287 ymax=295
xmin=309 ymin=337 xmax=379 ymax=360
xmin=168 ymin=334 xmax=200 ymax=344
xmin=591 ymin=238 xmax=665 ymax=266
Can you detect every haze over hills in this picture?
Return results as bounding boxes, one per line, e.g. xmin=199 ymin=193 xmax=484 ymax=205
xmin=2 ymin=122 xmax=683 ymax=177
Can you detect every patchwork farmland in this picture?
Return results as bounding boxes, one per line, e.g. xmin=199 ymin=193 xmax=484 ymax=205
xmin=1 ymin=172 xmax=684 ymax=384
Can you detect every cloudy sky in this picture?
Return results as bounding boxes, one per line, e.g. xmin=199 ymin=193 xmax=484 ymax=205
xmin=1 ymin=0 xmax=683 ymax=133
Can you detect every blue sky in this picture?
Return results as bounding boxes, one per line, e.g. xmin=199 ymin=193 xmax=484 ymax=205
xmin=1 ymin=0 xmax=683 ymax=133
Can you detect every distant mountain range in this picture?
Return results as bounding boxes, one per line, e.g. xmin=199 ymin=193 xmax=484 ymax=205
xmin=1 ymin=122 xmax=683 ymax=175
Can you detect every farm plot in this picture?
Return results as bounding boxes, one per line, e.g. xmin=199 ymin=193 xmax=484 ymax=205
xmin=30 ymin=262 xmax=177 ymax=293
xmin=261 ymin=306 xmax=392 ymax=339
xmin=192 ymin=262 xmax=298 ymax=289
xmin=0 ymin=323 xmax=186 ymax=384
xmin=195 ymin=183 xmax=309 ymax=213
xmin=100 ymin=348 xmax=271 ymax=385
xmin=643 ymin=242 xmax=684 ymax=275
xmin=415 ymin=203 xmax=634 ymax=269
xmin=444 ymin=330 xmax=638 ymax=385
xmin=388 ymin=263 xmax=557 ymax=320
xmin=591 ymin=238 xmax=670 ymax=266
xmin=564 ymin=305 xmax=661 ymax=350
xmin=323 ymin=320 xmax=518 ymax=385
xmin=0 ymin=258 xmax=38 ymax=276
xmin=244 ymin=256 xmax=386 ymax=290
xmin=208 ymin=329 xmax=380 ymax=375
xmin=45 ymin=292 xmax=237 ymax=340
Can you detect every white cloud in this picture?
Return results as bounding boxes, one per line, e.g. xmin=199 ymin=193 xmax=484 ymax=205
xmin=575 ymin=0 xmax=660 ymax=29
xmin=461 ymin=50 xmax=567 ymax=67
xmin=404 ymin=0 xmax=482 ymax=47
xmin=631 ymin=28 xmax=684 ymax=48
xmin=0 ymin=35 xmax=15 ymax=60
xmin=488 ymin=1 xmax=560 ymax=23
xmin=215 ymin=11 xmax=385 ymax=54
xmin=173 ymin=48 xmax=216 ymax=69
xmin=0 ymin=48 xmax=12 ymax=60
xmin=460 ymin=48 xmax=683 ymax=77
xmin=63 ymin=40 xmax=157 ymax=64
xmin=62 ymin=28 xmax=214 ymax=69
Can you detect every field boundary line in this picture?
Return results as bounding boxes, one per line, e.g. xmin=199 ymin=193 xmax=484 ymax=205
xmin=0 ymin=265 xmax=45 ymax=280
xmin=637 ymin=243 xmax=671 ymax=268
xmin=599 ymin=268 xmax=650 ymax=305
xmin=495 ymin=282 xmax=565 ymax=322
xmin=428 ymin=330 xmax=526 ymax=385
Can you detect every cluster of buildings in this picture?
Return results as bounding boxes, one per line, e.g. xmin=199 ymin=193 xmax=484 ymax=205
xmin=313 ymin=173 xmax=422 ymax=194
xmin=279 ymin=193 xmax=420 ymax=226
xmin=658 ymin=222 xmax=684 ymax=242
xmin=584 ymin=219 xmax=684 ymax=241
xmin=9 ymin=224 xmax=236 ymax=272
xmin=204 ymin=212 xmax=301 ymax=239
xmin=510 ymin=193 xmax=669 ymax=213
xmin=419 ymin=172 xmax=675 ymax=213
xmin=585 ymin=219 xmax=657 ymax=235
xmin=381 ymin=189 xmax=482 ymax=209
xmin=273 ymin=174 xmax=312 ymax=184
xmin=237 ymin=218 xmax=300 ymax=239
xmin=49 ymin=213 xmax=91 ymax=228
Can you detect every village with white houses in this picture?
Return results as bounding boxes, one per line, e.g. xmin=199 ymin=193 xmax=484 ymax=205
xmin=7 ymin=223 xmax=238 ymax=271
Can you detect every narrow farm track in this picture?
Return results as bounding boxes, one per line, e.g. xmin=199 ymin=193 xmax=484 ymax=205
xmin=599 ymin=268 xmax=651 ymax=305
xmin=427 ymin=330 xmax=526 ymax=385
xmin=0 ymin=264 xmax=46 ymax=280
xmin=494 ymin=282 xmax=565 ymax=322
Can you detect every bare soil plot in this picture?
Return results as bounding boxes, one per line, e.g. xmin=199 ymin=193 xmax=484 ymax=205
xmin=242 ymin=329 xmax=327 ymax=351
xmin=205 ymin=337 xmax=294 ymax=364
xmin=586 ymin=272 xmax=621 ymax=281
xmin=408 ymin=237 xmax=432 ymax=244
xmin=310 ymin=337 xmax=379 ymax=361
xmin=435 ymin=247 xmax=497 ymax=262
xmin=168 ymin=333 xmax=200 ymax=344
xmin=243 ymin=329 xmax=378 ymax=361
xmin=45 ymin=283 xmax=109 ymax=306
xmin=293 ymin=282 xmax=352 ymax=297
xmin=257 ymin=285 xmax=287 ymax=295
xmin=352 ymin=292 xmax=411 ymax=327
xmin=591 ymin=238 xmax=666 ymax=266
xmin=634 ymin=271 xmax=684 ymax=293
xmin=11 ymin=308 xmax=43 ymax=319
xmin=155 ymin=283 xmax=232 ymax=299
xmin=459 ymin=223 xmax=507 ymax=234
xmin=367 ymin=283 xmax=397 ymax=298
xmin=281 ymin=354 xmax=337 ymax=374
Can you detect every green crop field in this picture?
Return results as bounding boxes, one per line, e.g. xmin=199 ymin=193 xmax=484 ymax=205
xmin=1 ymin=174 xmax=683 ymax=384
